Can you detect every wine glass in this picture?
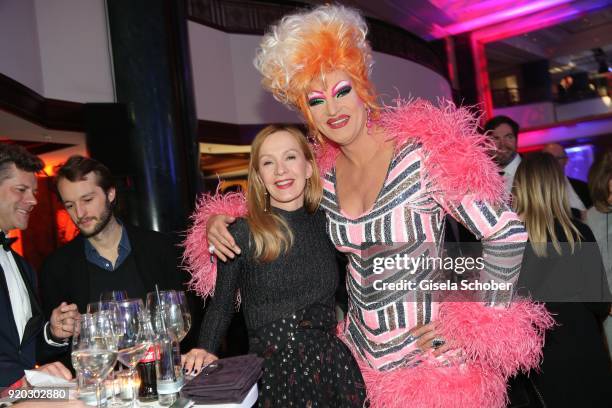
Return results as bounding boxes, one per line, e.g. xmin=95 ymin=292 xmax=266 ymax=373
xmin=72 ymin=313 xmax=118 ymax=408
xmin=100 ymin=290 xmax=128 ymax=302
xmin=87 ymin=302 xmax=125 ymax=407
xmin=115 ymin=299 xmax=152 ymax=407
xmin=175 ymin=291 xmax=192 ymax=342
xmin=146 ymin=290 xmax=191 ymax=342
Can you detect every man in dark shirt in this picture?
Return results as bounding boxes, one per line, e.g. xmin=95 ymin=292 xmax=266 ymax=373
xmin=39 ymin=156 xmax=188 ymax=358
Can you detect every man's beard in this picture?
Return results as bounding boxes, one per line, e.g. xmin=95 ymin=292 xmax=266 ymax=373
xmin=79 ymin=199 xmax=113 ymax=238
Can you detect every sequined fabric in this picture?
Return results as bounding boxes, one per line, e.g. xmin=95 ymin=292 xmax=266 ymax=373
xmin=249 ymin=303 xmax=366 ymax=407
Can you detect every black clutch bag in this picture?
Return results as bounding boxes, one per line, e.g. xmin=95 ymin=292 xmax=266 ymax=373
xmin=182 ymin=354 xmax=263 ymax=404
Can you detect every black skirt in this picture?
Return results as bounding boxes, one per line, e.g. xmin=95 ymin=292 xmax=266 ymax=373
xmin=249 ymin=303 xmax=366 ymax=407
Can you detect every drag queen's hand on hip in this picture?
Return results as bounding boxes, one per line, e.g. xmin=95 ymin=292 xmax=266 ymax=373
xmin=409 ymin=322 xmax=451 ymax=356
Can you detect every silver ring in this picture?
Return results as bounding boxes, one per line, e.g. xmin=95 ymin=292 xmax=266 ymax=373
xmin=208 ymin=244 xmax=215 ymax=254
xmin=431 ymin=338 xmax=445 ymax=349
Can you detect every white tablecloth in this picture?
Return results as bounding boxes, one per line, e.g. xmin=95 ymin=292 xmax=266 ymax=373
xmin=139 ymin=384 xmax=258 ymax=408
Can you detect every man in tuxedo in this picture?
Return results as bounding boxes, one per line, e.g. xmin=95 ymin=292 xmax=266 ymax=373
xmin=484 ymin=115 xmax=521 ymax=196
xmin=39 ymin=156 xmax=194 ymax=364
xmin=542 ymin=143 xmax=592 ymax=219
xmin=0 ymin=144 xmax=76 ymax=387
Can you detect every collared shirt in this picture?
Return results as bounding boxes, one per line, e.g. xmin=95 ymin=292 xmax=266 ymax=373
xmin=84 ymin=223 xmax=131 ymax=271
xmin=501 ymin=154 xmax=521 ymax=195
xmin=0 ymin=231 xmax=32 ymax=343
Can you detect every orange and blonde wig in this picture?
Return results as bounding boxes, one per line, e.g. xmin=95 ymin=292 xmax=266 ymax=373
xmin=254 ymin=4 xmax=380 ymax=144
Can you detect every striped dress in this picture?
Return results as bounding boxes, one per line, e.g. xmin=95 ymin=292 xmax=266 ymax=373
xmin=321 ymin=140 xmax=527 ymax=371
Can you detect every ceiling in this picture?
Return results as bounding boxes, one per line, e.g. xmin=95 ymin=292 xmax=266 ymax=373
xmin=298 ymin=1 xmax=612 ymax=78
xmin=303 ymin=0 xmax=611 ymax=40
xmin=0 ymin=109 xmax=87 ymax=173
xmin=486 ymin=6 xmax=612 ymax=75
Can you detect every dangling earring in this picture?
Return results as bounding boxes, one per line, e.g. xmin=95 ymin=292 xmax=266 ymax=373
xmin=264 ymin=191 xmax=269 ymax=213
xmin=366 ymin=107 xmax=372 ymax=129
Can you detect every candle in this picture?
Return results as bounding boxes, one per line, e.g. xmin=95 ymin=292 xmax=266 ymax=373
xmin=117 ymin=371 xmax=141 ymax=401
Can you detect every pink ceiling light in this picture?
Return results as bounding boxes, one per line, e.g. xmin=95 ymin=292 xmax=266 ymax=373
xmin=430 ymin=0 xmax=574 ymax=38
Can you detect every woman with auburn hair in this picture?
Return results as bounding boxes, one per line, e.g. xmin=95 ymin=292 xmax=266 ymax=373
xmin=185 ymin=5 xmax=553 ymax=407
xmin=513 ymin=152 xmax=611 ymax=407
xmin=182 ymin=125 xmax=366 ymax=407
xmin=586 ymin=149 xmax=612 ymax=357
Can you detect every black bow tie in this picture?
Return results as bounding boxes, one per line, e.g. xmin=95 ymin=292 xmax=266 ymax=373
xmin=0 ymin=231 xmax=18 ymax=252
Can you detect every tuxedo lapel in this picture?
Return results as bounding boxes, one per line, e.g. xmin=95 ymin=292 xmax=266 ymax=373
xmin=12 ymin=253 xmax=41 ymax=316
xmin=12 ymin=253 xmax=43 ymax=345
xmin=0 ymin=262 xmax=20 ymax=346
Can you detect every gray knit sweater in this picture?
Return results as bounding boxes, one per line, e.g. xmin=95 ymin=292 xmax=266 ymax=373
xmin=197 ymin=207 xmax=339 ymax=353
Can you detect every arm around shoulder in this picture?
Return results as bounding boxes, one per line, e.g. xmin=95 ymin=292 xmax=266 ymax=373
xmin=182 ymin=190 xmax=247 ymax=299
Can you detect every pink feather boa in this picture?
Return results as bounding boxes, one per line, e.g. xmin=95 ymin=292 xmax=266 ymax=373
xmin=316 ymin=98 xmax=506 ymax=206
xmin=182 ymin=188 xmax=247 ymax=298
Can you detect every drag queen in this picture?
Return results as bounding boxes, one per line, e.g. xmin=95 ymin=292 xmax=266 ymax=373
xmin=185 ymin=5 xmax=553 ymax=407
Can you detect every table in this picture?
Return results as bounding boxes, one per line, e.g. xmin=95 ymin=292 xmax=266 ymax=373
xmin=139 ymin=384 xmax=258 ymax=407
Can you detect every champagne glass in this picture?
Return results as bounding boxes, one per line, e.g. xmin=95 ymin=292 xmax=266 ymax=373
xmin=146 ymin=290 xmax=191 ymax=342
xmin=87 ymin=302 xmax=125 ymax=407
xmin=72 ymin=313 xmax=118 ymax=408
xmin=116 ymin=299 xmax=151 ymax=407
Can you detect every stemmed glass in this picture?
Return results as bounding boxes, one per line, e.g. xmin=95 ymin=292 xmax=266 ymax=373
xmin=87 ymin=301 xmax=125 ymax=407
xmin=72 ymin=313 xmax=118 ymax=408
xmin=115 ymin=299 xmax=152 ymax=407
xmin=100 ymin=290 xmax=128 ymax=302
xmin=146 ymin=290 xmax=191 ymax=342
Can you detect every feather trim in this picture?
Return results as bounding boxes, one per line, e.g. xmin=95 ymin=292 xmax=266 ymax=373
xmin=437 ymin=299 xmax=555 ymax=379
xmin=182 ymin=189 xmax=247 ymax=298
xmin=379 ymin=98 xmax=505 ymax=206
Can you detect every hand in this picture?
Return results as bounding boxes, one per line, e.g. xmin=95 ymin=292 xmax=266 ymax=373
xmin=33 ymin=361 xmax=73 ymax=381
xmin=409 ymin=322 xmax=451 ymax=357
xmin=49 ymin=302 xmax=79 ymax=339
xmin=207 ymin=215 xmax=241 ymax=262
xmin=181 ymin=348 xmax=218 ymax=375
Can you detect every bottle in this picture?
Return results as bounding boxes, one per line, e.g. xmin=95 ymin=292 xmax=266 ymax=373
xmin=137 ymin=344 xmax=158 ymax=402
xmin=137 ymin=309 xmax=158 ymax=402
xmin=155 ymin=308 xmax=184 ymax=406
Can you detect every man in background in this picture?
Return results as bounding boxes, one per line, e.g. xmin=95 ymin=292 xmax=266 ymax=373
xmin=484 ymin=115 xmax=521 ymax=196
xmin=542 ymin=143 xmax=591 ymax=219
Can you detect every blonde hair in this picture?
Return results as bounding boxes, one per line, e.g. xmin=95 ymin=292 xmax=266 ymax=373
xmin=513 ymin=152 xmax=581 ymax=257
xmin=254 ymin=4 xmax=380 ymax=145
xmin=246 ymin=125 xmax=322 ymax=262
xmin=588 ymin=149 xmax=612 ymax=213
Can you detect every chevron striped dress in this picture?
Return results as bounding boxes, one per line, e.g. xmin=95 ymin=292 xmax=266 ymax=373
xmin=321 ymin=141 xmax=527 ymax=372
